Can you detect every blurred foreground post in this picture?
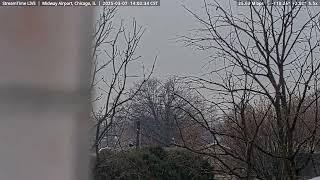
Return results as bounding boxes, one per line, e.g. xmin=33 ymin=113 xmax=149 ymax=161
xmin=0 ymin=8 xmax=92 ymax=180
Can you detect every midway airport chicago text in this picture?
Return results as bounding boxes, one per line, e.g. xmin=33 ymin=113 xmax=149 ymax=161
xmin=1 ymin=1 xmax=95 ymax=6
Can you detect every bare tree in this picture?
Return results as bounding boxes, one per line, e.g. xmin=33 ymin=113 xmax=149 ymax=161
xmin=125 ymin=78 xmax=181 ymax=148
xmin=122 ymin=78 xmax=209 ymax=149
xmin=179 ymin=1 xmax=320 ymax=179
xmin=90 ymin=7 xmax=155 ymax=164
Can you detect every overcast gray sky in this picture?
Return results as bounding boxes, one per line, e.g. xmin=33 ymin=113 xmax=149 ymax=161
xmin=116 ymin=0 xmax=214 ymax=79
xmin=93 ymin=0 xmax=220 ymax=109
xmin=94 ymin=0 xmax=239 ymax=80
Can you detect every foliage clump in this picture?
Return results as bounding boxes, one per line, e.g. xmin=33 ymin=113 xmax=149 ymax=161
xmin=95 ymin=147 xmax=215 ymax=180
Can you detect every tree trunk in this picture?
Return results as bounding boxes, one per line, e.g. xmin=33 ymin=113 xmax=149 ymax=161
xmin=136 ymin=120 xmax=141 ymax=149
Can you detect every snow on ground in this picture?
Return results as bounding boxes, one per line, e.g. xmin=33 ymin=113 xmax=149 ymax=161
xmin=309 ymin=177 xmax=320 ymax=180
